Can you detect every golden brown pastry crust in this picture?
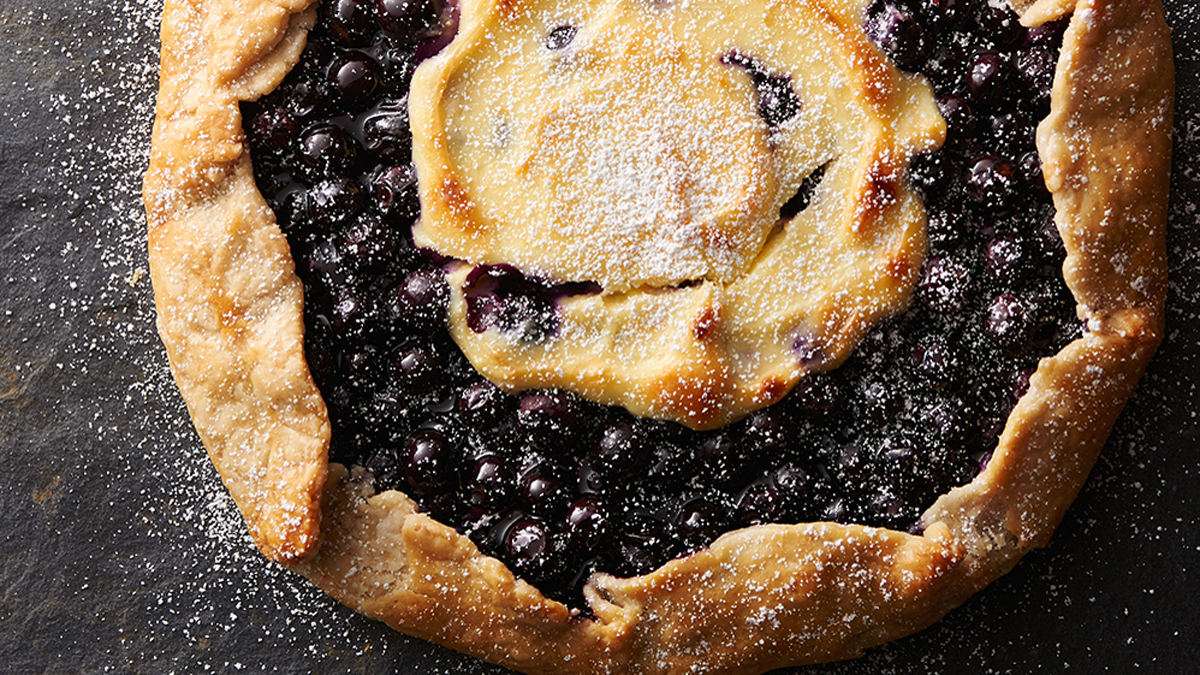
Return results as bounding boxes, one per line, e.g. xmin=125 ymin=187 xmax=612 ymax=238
xmin=143 ymin=0 xmax=1173 ymax=671
xmin=144 ymin=0 xmax=328 ymax=562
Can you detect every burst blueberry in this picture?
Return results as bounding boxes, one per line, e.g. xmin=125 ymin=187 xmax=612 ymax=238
xmin=363 ymin=98 xmax=413 ymax=163
xmin=865 ymin=0 xmax=928 ymax=72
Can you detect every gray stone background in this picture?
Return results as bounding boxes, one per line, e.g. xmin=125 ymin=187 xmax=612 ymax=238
xmin=1 ymin=1 xmax=1196 ymax=672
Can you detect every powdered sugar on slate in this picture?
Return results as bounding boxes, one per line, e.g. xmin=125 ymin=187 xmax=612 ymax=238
xmin=0 ymin=1 xmax=497 ymax=672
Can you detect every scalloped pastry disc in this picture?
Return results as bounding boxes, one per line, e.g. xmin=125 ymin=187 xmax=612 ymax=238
xmin=411 ymin=0 xmax=945 ymax=428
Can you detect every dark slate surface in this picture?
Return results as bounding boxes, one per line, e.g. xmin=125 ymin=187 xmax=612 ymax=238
xmin=0 ymin=1 xmax=1197 ymax=673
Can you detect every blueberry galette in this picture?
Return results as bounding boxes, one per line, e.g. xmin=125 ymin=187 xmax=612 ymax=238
xmin=144 ymin=0 xmax=1173 ymax=671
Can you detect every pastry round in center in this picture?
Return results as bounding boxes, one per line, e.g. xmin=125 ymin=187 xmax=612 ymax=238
xmin=410 ymin=0 xmax=945 ymax=429
xmin=446 ymin=25 xmax=775 ymax=289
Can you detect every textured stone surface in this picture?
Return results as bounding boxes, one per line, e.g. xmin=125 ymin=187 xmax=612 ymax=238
xmin=0 ymin=0 xmax=1197 ymax=673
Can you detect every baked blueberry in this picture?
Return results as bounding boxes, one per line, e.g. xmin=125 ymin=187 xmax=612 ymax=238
xmin=375 ymin=0 xmax=445 ymax=42
xmin=391 ymin=266 xmax=449 ymax=332
xmin=309 ymin=176 xmax=364 ymax=226
xmin=982 ymin=232 xmax=1033 ymax=288
xmin=988 ymin=113 xmax=1032 ymax=155
xmin=617 ymin=511 xmax=675 ymax=576
xmin=937 ymin=92 xmax=972 ymax=133
xmin=371 ymin=163 xmax=420 ymax=222
xmin=376 ymin=36 xmax=420 ymax=92
xmin=564 ymin=496 xmax=610 ymax=551
xmin=402 ymin=427 xmax=457 ymax=494
xmin=502 ymin=516 xmax=553 ymax=572
xmin=928 ymin=0 xmax=975 ymax=26
xmin=736 ymin=483 xmax=785 ymax=526
xmin=967 ymin=50 xmax=1014 ymax=105
xmin=249 ymin=105 xmax=299 ymax=154
xmin=675 ymin=499 xmax=727 ymax=552
xmin=340 ymin=213 xmax=399 ymax=270
xmin=1034 ymin=208 xmax=1067 ymax=262
xmin=919 ymin=253 xmax=974 ymax=314
xmin=911 ymin=334 xmax=962 ymax=388
xmin=865 ymin=0 xmax=928 ymax=72
xmin=517 ymin=390 xmax=584 ymax=450
xmin=978 ymin=4 xmax=1024 ymax=46
xmin=329 ymin=284 xmax=373 ymax=336
xmin=391 ymin=343 xmax=441 ymax=390
xmin=545 ymin=25 xmax=577 ymax=50
xmin=462 ymin=264 xmax=561 ymax=342
xmin=721 ymin=52 xmax=803 ymax=128
xmin=985 ymin=292 xmax=1034 ymax=349
xmin=457 ymin=379 xmax=510 ymax=426
xmin=470 ymin=454 xmax=515 ymax=507
xmin=362 ymin=98 xmax=413 ymax=163
xmin=586 ymin=417 xmax=651 ymax=483
xmin=297 ymin=123 xmax=360 ymax=181
xmin=323 ymin=0 xmax=376 ymax=46
xmin=328 ymin=52 xmax=381 ymax=106
xmin=966 ymin=154 xmax=1016 ymax=206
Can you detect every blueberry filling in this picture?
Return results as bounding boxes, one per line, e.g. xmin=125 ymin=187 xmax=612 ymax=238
xmin=461 ymin=264 xmax=600 ymax=343
xmin=780 ymin=164 xmax=827 ymax=220
xmin=721 ymin=51 xmax=803 ymax=129
xmin=865 ymin=2 xmax=928 ymax=71
xmin=545 ymin=24 xmax=578 ymax=50
xmin=375 ymin=0 xmax=447 ymax=41
xmin=242 ymin=0 xmax=1077 ymax=609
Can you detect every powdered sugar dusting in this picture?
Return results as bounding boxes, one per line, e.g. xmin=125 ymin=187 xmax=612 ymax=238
xmin=3 ymin=0 xmax=1197 ymax=672
xmin=437 ymin=6 xmax=781 ymax=290
xmin=0 ymin=0 xmax=498 ymax=671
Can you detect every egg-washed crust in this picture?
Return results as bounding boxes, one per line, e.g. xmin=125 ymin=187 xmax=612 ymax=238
xmin=143 ymin=0 xmax=1172 ymax=672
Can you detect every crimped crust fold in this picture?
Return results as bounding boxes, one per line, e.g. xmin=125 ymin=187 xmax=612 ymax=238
xmin=143 ymin=0 xmax=1173 ymax=671
xmin=923 ymin=0 xmax=1172 ymax=593
xmin=296 ymin=465 xmax=971 ymax=673
xmin=145 ymin=0 xmax=328 ymax=562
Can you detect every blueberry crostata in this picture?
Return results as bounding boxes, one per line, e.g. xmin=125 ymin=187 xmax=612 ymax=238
xmin=144 ymin=0 xmax=1173 ymax=671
